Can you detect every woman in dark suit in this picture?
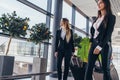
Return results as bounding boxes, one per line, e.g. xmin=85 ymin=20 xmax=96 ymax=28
xmin=55 ymin=18 xmax=74 ymax=80
xmin=84 ymin=0 xmax=116 ymax=80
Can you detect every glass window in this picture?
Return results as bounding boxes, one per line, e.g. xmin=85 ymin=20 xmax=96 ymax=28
xmin=0 ymin=36 xmax=45 ymax=56
xmin=75 ymin=11 xmax=86 ymax=32
xmin=51 ymin=0 xmax=55 ymax=14
xmin=0 ymin=0 xmax=47 ymax=56
xmin=28 ymin=0 xmax=47 ymax=10
xmin=62 ymin=1 xmax=72 ymax=24
xmin=74 ymin=30 xmax=86 ymax=38
xmin=0 ymin=0 xmax=46 ymax=38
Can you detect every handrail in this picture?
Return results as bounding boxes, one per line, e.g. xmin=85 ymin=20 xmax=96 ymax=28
xmin=0 ymin=32 xmax=51 ymax=45
xmin=0 ymin=71 xmax=56 ymax=79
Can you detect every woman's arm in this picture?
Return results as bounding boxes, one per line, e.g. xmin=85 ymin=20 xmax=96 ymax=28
xmin=71 ymin=30 xmax=75 ymax=53
xmin=55 ymin=30 xmax=59 ymax=52
xmin=90 ymin=27 xmax=94 ymax=43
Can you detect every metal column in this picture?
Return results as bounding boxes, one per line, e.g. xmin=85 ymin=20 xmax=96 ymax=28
xmin=50 ymin=0 xmax=63 ymax=77
xmin=86 ymin=17 xmax=89 ymax=37
xmin=43 ymin=0 xmax=52 ymax=58
xmin=71 ymin=4 xmax=76 ymax=31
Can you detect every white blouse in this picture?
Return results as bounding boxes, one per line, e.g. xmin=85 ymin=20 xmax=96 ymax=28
xmin=93 ymin=15 xmax=104 ymax=51
xmin=61 ymin=28 xmax=66 ymax=40
xmin=93 ymin=16 xmax=104 ymax=39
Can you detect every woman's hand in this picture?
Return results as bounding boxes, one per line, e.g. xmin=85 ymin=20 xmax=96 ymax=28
xmin=55 ymin=52 xmax=58 ymax=58
xmin=93 ymin=48 xmax=100 ymax=55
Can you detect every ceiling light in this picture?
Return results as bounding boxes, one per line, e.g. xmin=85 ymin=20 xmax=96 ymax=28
xmin=117 ymin=12 xmax=120 ymax=16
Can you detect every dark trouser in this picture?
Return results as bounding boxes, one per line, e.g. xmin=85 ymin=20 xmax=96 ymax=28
xmin=84 ymin=40 xmax=112 ymax=80
xmin=57 ymin=51 xmax=72 ymax=80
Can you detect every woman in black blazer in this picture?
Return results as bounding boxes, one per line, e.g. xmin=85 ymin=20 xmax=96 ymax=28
xmin=85 ymin=0 xmax=116 ymax=80
xmin=55 ymin=18 xmax=74 ymax=80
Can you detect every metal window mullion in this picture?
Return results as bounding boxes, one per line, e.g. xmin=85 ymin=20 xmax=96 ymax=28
xmin=43 ymin=0 xmax=52 ymax=58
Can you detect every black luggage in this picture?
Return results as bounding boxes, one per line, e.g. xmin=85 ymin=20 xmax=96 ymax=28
xmin=70 ymin=55 xmax=87 ymax=80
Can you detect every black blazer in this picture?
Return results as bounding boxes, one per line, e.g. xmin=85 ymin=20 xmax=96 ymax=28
xmin=55 ymin=29 xmax=75 ymax=53
xmin=90 ymin=14 xmax=116 ymax=48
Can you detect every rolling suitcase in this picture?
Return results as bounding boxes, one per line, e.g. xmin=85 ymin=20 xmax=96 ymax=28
xmin=70 ymin=55 xmax=87 ymax=80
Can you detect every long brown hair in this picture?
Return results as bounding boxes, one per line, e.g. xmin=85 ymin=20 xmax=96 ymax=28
xmin=97 ymin=0 xmax=113 ymax=28
xmin=62 ymin=18 xmax=71 ymax=42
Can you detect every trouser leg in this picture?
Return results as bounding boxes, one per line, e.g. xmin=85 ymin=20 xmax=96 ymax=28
xmin=101 ymin=43 xmax=112 ymax=80
xmin=57 ymin=52 xmax=64 ymax=80
xmin=63 ymin=52 xmax=71 ymax=80
xmin=84 ymin=43 xmax=99 ymax=80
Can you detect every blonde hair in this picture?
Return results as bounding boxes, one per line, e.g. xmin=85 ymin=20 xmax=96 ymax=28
xmin=62 ymin=18 xmax=71 ymax=43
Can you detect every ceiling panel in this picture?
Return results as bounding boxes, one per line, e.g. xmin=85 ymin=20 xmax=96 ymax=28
xmin=70 ymin=0 xmax=98 ymax=17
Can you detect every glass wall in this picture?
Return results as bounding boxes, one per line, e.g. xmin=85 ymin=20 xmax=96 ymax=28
xmin=75 ymin=11 xmax=86 ymax=32
xmin=61 ymin=1 xmax=88 ymax=38
xmin=0 ymin=0 xmax=48 ymax=57
xmin=28 ymin=0 xmax=47 ymax=10
xmin=0 ymin=36 xmax=44 ymax=56
xmin=62 ymin=1 xmax=72 ymax=24
xmin=0 ymin=0 xmax=46 ymax=38
xmin=0 ymin=0 xmax=90 ymax=57
xmin=74 ymin=30 xmax=86 ymax=38
xmin=0 ymin=0 xmax=47 ymax=26
xmin=0 ymin=0 xmax=91 ymax=55
xmin=0 ymin=0 xmax=91 ymax=74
